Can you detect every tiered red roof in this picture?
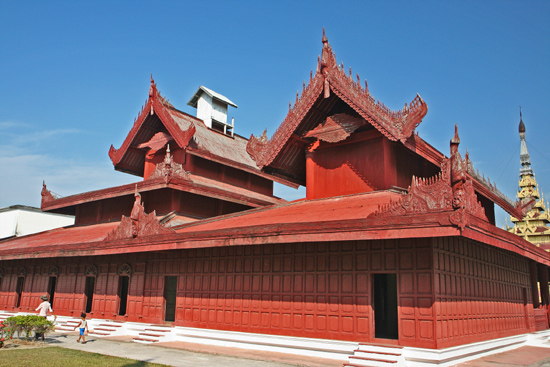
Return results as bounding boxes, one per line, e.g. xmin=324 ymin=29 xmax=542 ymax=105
xmin=108 ymin=76 xmax=293 ymax=187
xmin=246 ymin=30 xmax=528 ymax=219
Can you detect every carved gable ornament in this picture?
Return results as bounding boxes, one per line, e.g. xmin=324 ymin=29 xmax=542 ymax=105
xmin=303 ymin=113 xmax=365 ymax=143
xmin=105 ymin=187 xmax=176 ymax=241
xmin=148 ymin=145 xmax=189 ymax=183
xmin=137 ymin=131 xmax=174 ymax=151
xmin=370 ymin=125 xmax=487 ymax=229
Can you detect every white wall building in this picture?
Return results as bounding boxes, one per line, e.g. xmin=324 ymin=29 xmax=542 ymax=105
xmin=0 ymin=205 xmax=74 ymax=239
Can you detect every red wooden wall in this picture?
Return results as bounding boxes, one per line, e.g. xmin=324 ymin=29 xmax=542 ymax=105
xmin=142 ymin=147 xmax=274 ymax=197
xmin=433 ymin=237 xmax=535 ymax=348
xmin=306 ymin=133 xmax=439 ymax=200
xmin=0 ymin=237 xmax=546 ymax=349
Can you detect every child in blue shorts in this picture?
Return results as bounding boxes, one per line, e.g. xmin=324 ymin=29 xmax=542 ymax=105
xmin=74 ymin=312 xmax=88 ymax=343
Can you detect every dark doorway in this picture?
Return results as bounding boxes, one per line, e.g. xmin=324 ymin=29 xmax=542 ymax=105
xmin=118 ymin=276 xmax=129 ymax=316
xmin=47 ymin=277 xmax=57 ymax=307
xmin=164 ymin=276 xmax=177 ymax=322
xmin=15 ymin=277 xmax=25 ymax=308
xmin=373 ymin=273 xmax=398 ymax=339
xmin=84 ymin=277 xmax=95 ymax=313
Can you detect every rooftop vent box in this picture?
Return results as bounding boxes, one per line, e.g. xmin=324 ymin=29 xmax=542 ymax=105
xmin=187 ymin=86 xmax=238 ymax=136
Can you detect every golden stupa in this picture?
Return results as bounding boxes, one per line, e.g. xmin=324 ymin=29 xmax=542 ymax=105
xmin=507 ymin=111 xmax=550 ymax=249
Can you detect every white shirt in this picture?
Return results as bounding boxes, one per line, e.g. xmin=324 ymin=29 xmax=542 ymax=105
xmin=78 ymin=319 xmax=87 ymax=329
xmin=35 ymin=301 xmax=52 ymax=316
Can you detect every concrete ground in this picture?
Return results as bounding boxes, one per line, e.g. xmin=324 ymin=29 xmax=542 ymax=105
xmin=452 ymin=346 xmax=550 ymax=367
xmin=9 ymin=332 xmax=550 ymax=367
xmin=37 ymin=332 xmax=343 ymax=367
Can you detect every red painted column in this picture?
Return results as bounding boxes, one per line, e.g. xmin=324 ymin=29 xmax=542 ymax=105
xmin=537 ymin=264 xmax=550 ymax=328
xmin=538 ymin=264 xmax=549 ymax=306
xmin=305 ymin=144 xmax=317 ymax=200
xmin=530 ymin=261 xmax=540 ymax=309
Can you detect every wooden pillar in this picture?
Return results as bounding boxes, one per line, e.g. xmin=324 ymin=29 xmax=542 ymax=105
xmin=306 ymin=140 xmax=320 ymax=199
xmin=538 ymin=264 xmax=550 ymax=306
xmin=529 ymin=261 xmax=540 ymax=308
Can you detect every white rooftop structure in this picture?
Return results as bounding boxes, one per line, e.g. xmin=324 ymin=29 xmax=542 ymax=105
xmin=187 ymin=86 xmax=237 ymax=136
xmin=0 ymin=205 xmax=75 ymax=240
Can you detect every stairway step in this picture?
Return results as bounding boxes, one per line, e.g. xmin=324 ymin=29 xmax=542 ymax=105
xmin=94 ymin=327 xmax=116 ymax=332
xmin=89 ymin=331 xmax=110 ymax=336
xmin=350 ymin=356 xmax=397 ymax=363
xmin=133 ymin=337 xmax=159 ymax=344
xmin=354 ymin=349 xmax=401 ymax=357
xmin=139 ymin=332 xmax=164 ymax=337
xmin=144 ymin=328 xmax=170 ymax=333
xmin=55 ymin=326 xmax=75 ymax=331
xmin=99 ymin=323 xmax=122 ymax=327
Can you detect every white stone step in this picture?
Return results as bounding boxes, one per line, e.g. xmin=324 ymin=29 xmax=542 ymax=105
xmin=133 ymin=336 xmax=159 ymax=344
xmin=353 ymin=350 xmax=401 ymax=362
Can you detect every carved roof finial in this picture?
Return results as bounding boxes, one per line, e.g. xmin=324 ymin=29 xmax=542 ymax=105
xmin=322 ymin=27 xmax=328 ymax=44
xmin=41 ymin=180 xmax=56 ymax=207
xmin=149 ymin=74 xmax=157 ymax=97
xmin=450 ymin=124 xmax=460 ymax=145
xmin=519 ymin=107 xmax=533 ymax=177
xmin=519 ymin=106 xmax=526 ymax=133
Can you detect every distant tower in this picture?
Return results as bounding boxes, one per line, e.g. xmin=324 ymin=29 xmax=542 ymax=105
xmin=507 ymin=110 xmax=550 ymax=249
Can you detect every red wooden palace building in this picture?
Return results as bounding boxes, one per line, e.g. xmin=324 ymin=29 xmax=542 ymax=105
xmin=1 ymin=31 xmax=549 ymax=363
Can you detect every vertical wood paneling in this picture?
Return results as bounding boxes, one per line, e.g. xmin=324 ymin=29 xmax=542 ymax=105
xmin=433 ymin=237 xmax=533 ymax=348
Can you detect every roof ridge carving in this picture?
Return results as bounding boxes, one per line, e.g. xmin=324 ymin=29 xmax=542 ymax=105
xmin=105 ymin=186 xmax=175 ymax=240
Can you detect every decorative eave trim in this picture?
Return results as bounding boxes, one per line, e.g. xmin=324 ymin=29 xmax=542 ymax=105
xmin=3 ymin=209 xmax=550 ymax=266
xmin=108 ymin=76 xmax=196 ymax=170
xmin=368 ymin=125 xmax=488 ymax=231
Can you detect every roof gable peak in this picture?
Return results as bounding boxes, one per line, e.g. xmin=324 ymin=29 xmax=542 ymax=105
xmin=247 ymin=29 xmax=429 ymax=170
xmin=108 ymin=76 xmax=196 ymax=175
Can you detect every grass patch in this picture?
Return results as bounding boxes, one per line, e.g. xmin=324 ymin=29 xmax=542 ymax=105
xmin=0 ymin=346 xmax=170 ymax=367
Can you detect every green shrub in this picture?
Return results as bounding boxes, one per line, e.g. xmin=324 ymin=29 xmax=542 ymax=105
xmin=0 ymin=319 xmax=7 ymax=347
xmin=3 ymin=315 xmax=55 ymax=341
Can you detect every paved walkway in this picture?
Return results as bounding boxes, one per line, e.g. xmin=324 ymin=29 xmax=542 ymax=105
xmin=38 ymin=332 xmax=342 ymax=367
xmin=452 ymin=346 xmax=550 ymax=367
xmin=9 ymin=332 xmax=550 ymax=367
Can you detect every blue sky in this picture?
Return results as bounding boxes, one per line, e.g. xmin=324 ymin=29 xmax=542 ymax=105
xmin=1 ymin=1 xmax=549 ymax=227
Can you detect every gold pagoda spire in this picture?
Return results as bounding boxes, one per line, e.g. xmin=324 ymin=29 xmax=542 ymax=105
xmin=507 ymin=110 xmax=550 ymax=249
